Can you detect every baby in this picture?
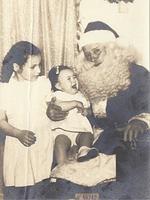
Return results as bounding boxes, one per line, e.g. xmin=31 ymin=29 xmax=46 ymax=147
xmin=48 ymin=65 xmax=99 ymax=165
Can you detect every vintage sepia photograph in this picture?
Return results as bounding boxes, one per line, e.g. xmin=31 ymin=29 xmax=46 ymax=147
xmin=0 ymin=0 xmax=149 ymax=199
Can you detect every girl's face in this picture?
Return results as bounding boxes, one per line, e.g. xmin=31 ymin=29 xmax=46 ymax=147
xmin=82 ymin=43 xmax=106 ymax=66
xmin=56 ymin=69 xmax=78 ymax=95
xmin=17 ymin=55 xmax=41 ymax=81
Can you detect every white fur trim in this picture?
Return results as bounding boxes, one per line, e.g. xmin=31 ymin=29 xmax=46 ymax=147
xmin=128 ymin=113 xmax=150 ymax=128
xmin=116 ymin=36 xmax=133 ymax=48
xmin=79 ymin=30 xmax=116 ymax=49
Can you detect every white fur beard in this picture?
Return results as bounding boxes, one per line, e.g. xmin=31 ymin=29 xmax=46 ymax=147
xmin=77 ymin=62 xmax=131 ymax=116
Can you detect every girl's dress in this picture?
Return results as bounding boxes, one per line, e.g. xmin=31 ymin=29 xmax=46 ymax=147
xmin=50 ymin=91 xmax=93 ymax=145
xmin=0 ymin=76 xmax=53 ymax=187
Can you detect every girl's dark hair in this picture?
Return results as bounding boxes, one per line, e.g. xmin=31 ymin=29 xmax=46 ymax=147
xmin=0 ymin=41 xmax=41 ymax=82
xmin=48 ymin=65 xmax=72 ymax=91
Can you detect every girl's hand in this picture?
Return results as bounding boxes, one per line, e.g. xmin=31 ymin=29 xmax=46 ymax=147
xmin=16 ymin=130 xmax=36 ymax=147
xmin=46 ymin=97 xmax=68 ymax=121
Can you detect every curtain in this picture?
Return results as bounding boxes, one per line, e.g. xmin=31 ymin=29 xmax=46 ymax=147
xmin=0 ymin=0 xmax=78 ymax=75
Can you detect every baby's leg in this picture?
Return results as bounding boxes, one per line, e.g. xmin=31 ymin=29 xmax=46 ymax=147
xmin=76 ymin=133 xmax=99 ymax=162
xmin=76 ymin=132 xmax=94 ymax=148
xmin=54 ymin=134 xmax=71 ymax=165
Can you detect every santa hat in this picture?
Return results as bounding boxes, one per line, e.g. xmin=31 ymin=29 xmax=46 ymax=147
xmin=79 ymin=21 xmax=119 ymax=49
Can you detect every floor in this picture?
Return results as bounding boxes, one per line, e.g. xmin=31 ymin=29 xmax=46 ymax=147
xmin=0 ymin=138 xmax=150 ymax=199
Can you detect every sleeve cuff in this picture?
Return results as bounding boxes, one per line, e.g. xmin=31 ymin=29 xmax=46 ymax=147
xmin=128 ymin=113 xmax=150 ymax=128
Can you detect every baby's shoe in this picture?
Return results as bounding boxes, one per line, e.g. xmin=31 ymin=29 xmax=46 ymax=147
xmin=50 ymin=177 xmax=57 ymax=183
xmin=77 ymin=146 xmax=99 ymax=162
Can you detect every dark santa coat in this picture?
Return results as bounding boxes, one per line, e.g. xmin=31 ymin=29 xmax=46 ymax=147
xmin=93 ymin=63 xmax=150 ymax=154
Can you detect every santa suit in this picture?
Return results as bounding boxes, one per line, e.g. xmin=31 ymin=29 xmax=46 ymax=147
xmin=92 ymin=63 xmax=150 ymax=154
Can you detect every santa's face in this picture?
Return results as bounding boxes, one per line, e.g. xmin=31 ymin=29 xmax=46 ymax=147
xmin=82 ymin=43 xmax=106 ymax=66
xmin=78 ymin=42 xmax=131 ymax=105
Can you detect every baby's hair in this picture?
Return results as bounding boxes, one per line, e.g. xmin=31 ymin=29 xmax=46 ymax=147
xmin=1 ymin=41 xmax=41 ymax=83
xmin=48 ymin=65 xmax=72 ymax=91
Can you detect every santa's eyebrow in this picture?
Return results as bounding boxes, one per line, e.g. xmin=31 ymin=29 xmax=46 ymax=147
xmin=31 ymin=64 xmax=40 ymax=69
xmin=93 ymin=48 xmax=100 ymax=51
xmin=85 ymin=51 xmax=91 ymax=55
xmin=93 ymin=46 xmax=101 ymax=49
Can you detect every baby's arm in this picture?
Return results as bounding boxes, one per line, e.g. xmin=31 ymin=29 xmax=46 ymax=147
xmin=56 ymin=100 xmax=84 ymax=113
xmin=84 ymin=106 xmax=92 ymax=116
xmin=0 ymin=110 xmax=36 ymax=147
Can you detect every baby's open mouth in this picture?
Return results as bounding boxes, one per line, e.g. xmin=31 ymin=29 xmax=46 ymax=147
xmin=72 ymin=84 xmax=77 ymax=89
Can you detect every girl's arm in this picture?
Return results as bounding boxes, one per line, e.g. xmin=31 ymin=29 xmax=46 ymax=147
xmin=0 ymin=110 xmax=20 ymax=137
xmin=0 ymin=110 xmax=36 ymax=147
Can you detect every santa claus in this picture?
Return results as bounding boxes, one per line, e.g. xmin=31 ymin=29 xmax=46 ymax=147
xmin=47 ymin=20 xmax=150 ymax=198
xmin=75 ymin=21 xmax=150 ymax=153
xmin=47 ymin=21 xmax=150 ymax=199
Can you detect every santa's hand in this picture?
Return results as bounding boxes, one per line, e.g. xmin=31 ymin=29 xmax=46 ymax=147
xmin=123 ymin=119 xmax=148 ymax=142
xmin=46 ymin=97 xmax=68 ymax=121
xmin=16 ymin=130 xmax=36 ymax=147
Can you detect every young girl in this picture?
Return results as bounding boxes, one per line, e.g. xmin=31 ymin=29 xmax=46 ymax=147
xmin=48 ymin=65 xmax=99 ymax=165
xmin=0 ymin=41 xmax=53 ymax=199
